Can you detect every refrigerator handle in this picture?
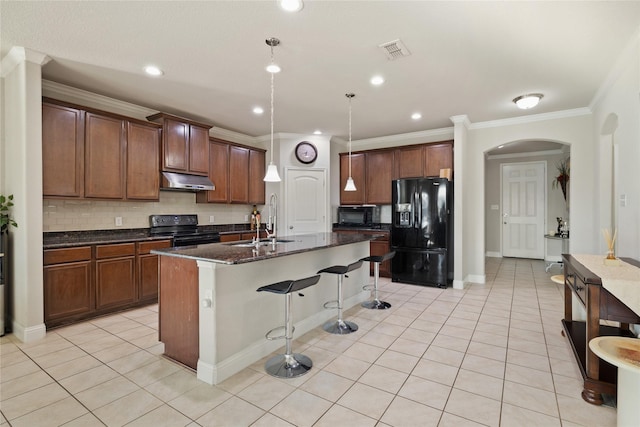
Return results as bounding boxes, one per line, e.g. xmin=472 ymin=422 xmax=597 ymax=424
xmin=414 ymin=191 xmax=419 ymax=228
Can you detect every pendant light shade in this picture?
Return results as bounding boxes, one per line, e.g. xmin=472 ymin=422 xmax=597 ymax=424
xmin=344 ymin=93 xmax=356 ymax=192
xmin=264 ymin=37 xmax=282 ymax=182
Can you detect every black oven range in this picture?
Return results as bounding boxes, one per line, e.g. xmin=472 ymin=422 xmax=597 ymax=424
xmin=149 ymin=214 xmax=220 ymax=247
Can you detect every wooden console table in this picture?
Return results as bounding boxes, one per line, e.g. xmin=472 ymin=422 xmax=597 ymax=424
xmin=561 ymin=254 xmax=640 ymax=405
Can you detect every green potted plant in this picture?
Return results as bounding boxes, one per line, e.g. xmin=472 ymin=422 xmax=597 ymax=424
xmin=552 ymin=158 xmax=570 ymax=201
xmin=0 ymin=194 xmax=18 ymax=233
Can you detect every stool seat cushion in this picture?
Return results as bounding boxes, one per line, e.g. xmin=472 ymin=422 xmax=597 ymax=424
xmin=318 ymin=260 xmax=363 ymax=275
xmin=360 ymin=251 xmax=396 ymax=264
xmin=257 ymin=274 xmax=321 ymax=294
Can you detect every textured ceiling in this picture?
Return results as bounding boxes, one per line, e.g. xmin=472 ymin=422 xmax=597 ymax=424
xmin=2 ymin=1 xmax=639 ymax=143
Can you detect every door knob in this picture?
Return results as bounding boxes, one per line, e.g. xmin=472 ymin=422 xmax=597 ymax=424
xmin=289 ymin=226 xmax=293 ymax=229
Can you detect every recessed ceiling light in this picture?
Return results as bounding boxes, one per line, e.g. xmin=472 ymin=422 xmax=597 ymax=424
xmin=280 ymin=0 xmax=303 ymax=12
xmin=370 ymin=75 xmax=384 ymax=86
xmin=313 ymin=130 xmax=322 ymax=135
xmin=411 ymin=112 xmax=422 ymax=120
xmin=513 ymin=93 xmax=543 ymax=109
xmin=253 ymin=107 xmax=264 ymax=115
xmin=144 ymin=65 xmax=163 ymax=76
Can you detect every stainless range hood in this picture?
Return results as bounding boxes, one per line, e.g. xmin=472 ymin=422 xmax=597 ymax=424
xmin=161 ymin=172 xmax=215 ymax=191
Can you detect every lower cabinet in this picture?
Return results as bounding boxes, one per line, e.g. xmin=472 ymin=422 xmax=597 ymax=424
xmin=44 ymin=239 xmax=171 ymax=328
xmin=333 ymin=229 xmax=391 ymax=277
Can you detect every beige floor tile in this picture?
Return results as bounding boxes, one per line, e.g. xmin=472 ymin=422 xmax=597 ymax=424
xmin=549 ymin=356 xmax=583 ymax=380
xmin=270 ymin=389 xmax=332 ymax=427
xmin=381 ymin=395 xmax=442 ymax=427
xmin=500 ymin=402 xmax=561 ymax=427
xmin=412 ymin=358 xmax=459 ymax=386
xmin=93 ymin=388 xmax=162 ymax=426
xmin=358 ymin=364 xmax=409 ymax=394
xmin=323 ymin=354 xmax=371 ymax=381
xmin=0 ymin=347 xmax=29 ymax=368
xmin=508 ymin=336 xmax=548 ymax=356
xmin=422 ymin=345 xmax=465 ymax=367
xmin=128 ymin=332 xmax=162 ymax=350
xmin=92 ymin=341 xmax=140 ymax=363
xmin=387 ymin=337 xmax=429 ymax=358
xmin=107 ymin=349 xmax=158 ymax=374
xmin=9 ymin=396 xmax=87 ymax=427
xmin=371 ymin=322 xmax=406 ymax=337
xmin=196 ymin=396 xmax=264 ymax=427
xmin=337 ymin=382 xmax=394 ymax=420
xmin=30 ymin=345 xmax=88 ymax=369
xmin=0 ymin=359 xmax=41 ymax=383
xmin=300 ymin=370 xmax=354 ymax=402
xmin=505 ymin=362 xmax=555 ymax=392
xmin=472 ymin=330 xmax=508 ymax=348
xmin=342 ymin=341 xmax=385 ymax=363
xmin=357 ymin=330 xmax=396 ymax=349
xmin=45 ymin=354 xmax=103 ymax=381
xmin=438 ymin=412 xmax=487 ymax=427
xmin=167 ymin=383 xmax=232 ymax=419
xmin=75 ymin=376 xmax=140 ymax=410
xmin=297 ymin=346 xmax=338 ymax=370
xmin=114 ymin=325 xmax=156 ymax=341
xmin=215 ymin=367 xmax=264 ymax=395
xmin=382 ymin=313 xmax=415 ymax=327
xmin=507 ymin=348 xmax=551 ymax=372
xmin=398 ymin=327 xmax=436 ymax=344
xmin=127 ymin=405 xmax=191 ymax=427
xmin=313 ymin=404 xmax=377 ymax=427
xmin=454 ymin=368 xmax=504 ymax=401
xmin=1 ymin=382 xmax=70 ymax=421
xmin=77 ymin=334 xmax=126 ymax=354
xmin=409 ymin=318 xmax=445 ymax=333
xmin=552 ymin=373 xmax=583 ymax=398
xmin=59 ymin=364 xmax=120 ymax=394
xmin=556 ymin=394 xmax=616 ymax=427
xmin=398 ymin=375 xmax=451 ymax=410
xmin=17 ymin=335 xmax=72 ymax=358
xmin=251 ymin=412 xmax=295 ymax=427
xmin=60 ymin=413 xmax=105 ymax=426
xmin=503 ymin=380 xmax=559 ymax=417
xmin=125 ymin=358 xmax=182 ymax=387
xmin=444 ymin=388 xmax=501 ymax=427
xmin=0 ymin=370 xmax=54 ymax=401
xmin=374 ymin=349 xmax=419 ymax=374
xmin=466 ymin=341 xmax=507 ymax=362
xmin=236 ymin=375 xmax=295 ymax=411
xmin=431 ymin=333 xmax=470 ymax=353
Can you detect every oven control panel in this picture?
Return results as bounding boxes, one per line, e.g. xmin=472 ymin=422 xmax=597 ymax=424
xmin=150 ymin=214 xmax=198 ymax=228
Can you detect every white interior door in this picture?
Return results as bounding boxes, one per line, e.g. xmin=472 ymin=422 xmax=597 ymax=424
xmin=285 ymin=168 xmax=327 ymax=235
xmin=502 ymin=162 xmax=545 ymax=259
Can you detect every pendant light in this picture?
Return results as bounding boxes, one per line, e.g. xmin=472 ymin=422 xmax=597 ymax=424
xmin=264 ymin=37 xmax=282 ymax=182
xmin=344 ymin=93 xmax=357 ymax=191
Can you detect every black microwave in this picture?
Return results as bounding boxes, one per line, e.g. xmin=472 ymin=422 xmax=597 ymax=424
xmin=337 ymin=206 xmax=377 ymax=227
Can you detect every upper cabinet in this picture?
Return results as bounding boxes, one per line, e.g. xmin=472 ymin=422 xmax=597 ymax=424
xmin=340 ymin=140 xmax=453 ymax=205
xmin=339 ymin=153 xmax=366 ymax=205
xmin=43 ymin=98 xmax=161 ymax=201
xmin=146 ymin=113 xmax=212 ymax=176
xmin=42 ymin=102 xmax=85 ymax=198
xmin=197 ymin=138 xmax=265 ymax=205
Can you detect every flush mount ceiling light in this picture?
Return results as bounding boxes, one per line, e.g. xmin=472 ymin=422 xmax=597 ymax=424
xmin=144 ymin=65 xmax=163 ymax=76
xmin=264 ymin=37 xmax=282 ymax=182
xmin=265 ymin=37 xmax=281 ymax=74
xmin=279 ymin=0 xmax=303 ymax=12
xmin=253 ymin=107 xmax=264 ymax=115
xmin=411 ymin=112 xmax=422 ymax=120
xmin=313 ymin=130 xmax=322 ymax=135
xmin=513 ymin=93 xmax=543 ymax=109
xmin=370 ymin=75 xmax=384 ymax=86
xmin=344 ymin=93 xmax=357 ymax=192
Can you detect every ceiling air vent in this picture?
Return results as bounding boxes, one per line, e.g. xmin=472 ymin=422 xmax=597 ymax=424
xmin=378 ymin=39 xmax=411 ymax=60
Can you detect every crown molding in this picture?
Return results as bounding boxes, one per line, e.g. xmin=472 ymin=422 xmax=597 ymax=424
xmin=210 ymin=127 xmax=256 ymax=146
xmin=331 ymin=127 xmax=454 ymax=148
xmin=1 ymin=47 xmax=50 ymax=78
xmin=486 ymin=148 xmax=565 ymax=160
xmin=450 ymin=115 xmax=471 ymax=127
xmin=470 ymin=108 xmax=592 ymax=130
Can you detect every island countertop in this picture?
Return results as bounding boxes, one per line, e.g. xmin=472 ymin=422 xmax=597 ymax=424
xmin=151 ymin=231 xmax=381 ymax=265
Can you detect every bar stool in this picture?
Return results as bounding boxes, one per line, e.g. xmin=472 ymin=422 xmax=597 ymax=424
xmin=256 ymin=274 xmax=321 ymax=378
xmin=360 ymin=251 xmax=396 ymax=310
xmin=318 ymin=260 xmax=363 ymax=334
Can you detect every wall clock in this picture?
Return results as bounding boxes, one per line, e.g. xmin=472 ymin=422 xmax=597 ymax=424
xmin=295 ymin=141 xmax=318 ymax=164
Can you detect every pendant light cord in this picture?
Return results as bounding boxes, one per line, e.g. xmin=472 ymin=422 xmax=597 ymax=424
xmin=270 ymin=68 xmax=275 ymax=164
xmin=348 ymin=95 xmax=352 ymax=178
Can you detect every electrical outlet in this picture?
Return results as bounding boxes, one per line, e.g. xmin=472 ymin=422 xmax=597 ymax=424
xmin=115 ymin=216 xmax=123 ymax=226
xmin=209 ymin=215 xmax=215 ymax=223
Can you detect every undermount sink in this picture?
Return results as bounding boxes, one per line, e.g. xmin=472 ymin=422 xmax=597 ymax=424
xmin=228 ymin=239 xmax=295 ymax=248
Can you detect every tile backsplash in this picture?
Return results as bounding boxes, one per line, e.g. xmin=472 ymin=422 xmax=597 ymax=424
xmin=43 ymin=191 xmax=257 ymax=232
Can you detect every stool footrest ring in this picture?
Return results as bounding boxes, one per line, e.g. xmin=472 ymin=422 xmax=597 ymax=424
xmin=266 ymin=325 xmax=293 ymax=341
xmin=323 ymin=300 xmax=340 ymax=310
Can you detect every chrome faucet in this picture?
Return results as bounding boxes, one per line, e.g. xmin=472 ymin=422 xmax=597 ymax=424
xmin=266 ymin=193 xmax=277 ymax=242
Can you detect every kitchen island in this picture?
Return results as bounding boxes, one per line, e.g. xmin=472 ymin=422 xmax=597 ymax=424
xmin=152 ymin=232 xmax=378 ymax=385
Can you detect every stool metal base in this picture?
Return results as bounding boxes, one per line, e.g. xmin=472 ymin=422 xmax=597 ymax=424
xmin=361 ymin=299 xmax=391 ymax=310
xmin=265 ymin=353 xmax=312 ymax=378
xmin=323 ymin=319 xmax=358 ymax=334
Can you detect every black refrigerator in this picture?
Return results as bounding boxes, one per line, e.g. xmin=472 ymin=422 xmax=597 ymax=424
xmin=391 ymin=178 xmax=453 ymax=288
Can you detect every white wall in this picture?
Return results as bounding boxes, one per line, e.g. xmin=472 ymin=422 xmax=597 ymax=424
xmin=592 ymin=32 xmax=640 ymax=260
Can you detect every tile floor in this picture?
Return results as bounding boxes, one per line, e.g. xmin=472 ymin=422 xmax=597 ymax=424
xmin=0 ymin=258 xmax=619 ymax=426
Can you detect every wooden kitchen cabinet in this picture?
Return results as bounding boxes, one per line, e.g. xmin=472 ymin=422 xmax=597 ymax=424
xmin=197 ymin=139 xmax=230 ymax=203
xmin=84 ymin=113 xmax=126 ymax=199
xmin=138 ymin=240 xmax=171 ymax=303
xmin=249 ymin=149 xmax=266 ymax=204
xmin=366 ymin=151 xmax=394 ymax=204
xmin=42 ymin=102 xmax=85 ymax=198
xmin=95 ymin=243 xmax=136 ymax=310
xmin=229 ymin=145 xmax=249 ymax=203
xmin=424 ymin=142 xmax=453 ymax=177
xmin=220 ymin=233 xmax=241 ymax=242
xmin=339 ymin=153 xmax=366 ymax=205
xmin=126 ymin=121 xmax=161 ymax=200
xmin=147 ymin=112 xmax=212 ymax=176
xmin=332 ymin=229 xmax=391 ymax=277
xmin=395 ymin=145 xmax=424 ymax=179
xmin=43 ymin=247 xmax=93 ymax=325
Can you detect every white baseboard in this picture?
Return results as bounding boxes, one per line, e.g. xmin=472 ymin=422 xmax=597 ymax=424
xmin=452 ymin=279 xmax=466 ymax=289
xmin=485 ymin=251 xmax=502 ymax=258
xmin=11 ymin=321 xmax=46 ymax=343
xmin=465 ymin=274 xmax=486 ymax=284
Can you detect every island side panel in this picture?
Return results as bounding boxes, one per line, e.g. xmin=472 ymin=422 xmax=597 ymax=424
xmin=159 ymin=255 xmax=199 ymax=369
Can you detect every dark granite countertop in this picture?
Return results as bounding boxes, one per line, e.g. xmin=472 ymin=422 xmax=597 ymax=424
xmin=332 ymin=223 xmax=391 ymax=232
xmin=151 ymin=232 xmax=380 ymax=265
